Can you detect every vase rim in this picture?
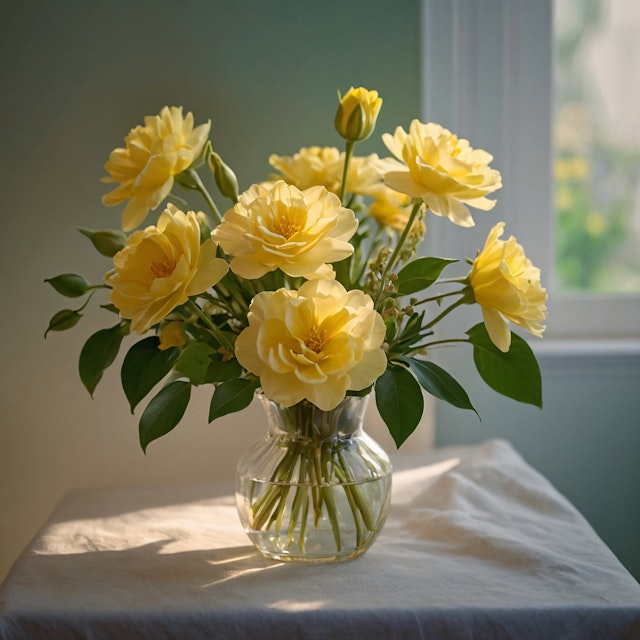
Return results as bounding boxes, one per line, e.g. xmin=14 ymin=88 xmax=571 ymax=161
xmin=254 ymin=388 xmax=372 ymax=410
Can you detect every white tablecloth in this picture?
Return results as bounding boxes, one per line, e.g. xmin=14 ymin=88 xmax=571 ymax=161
xmin=1 ymin=439 xmax=639 ymax=639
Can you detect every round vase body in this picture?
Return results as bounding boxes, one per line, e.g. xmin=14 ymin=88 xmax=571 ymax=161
xmin=235 ymin=393 xmax=392 ymax=563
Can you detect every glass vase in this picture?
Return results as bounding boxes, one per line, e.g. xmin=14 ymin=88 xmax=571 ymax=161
xmin=235 ymin=392 xmax=392 ymax=563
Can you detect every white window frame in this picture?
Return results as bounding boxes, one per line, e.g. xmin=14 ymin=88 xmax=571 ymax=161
xmin=420 ymin=0 xmax=640 ymax=342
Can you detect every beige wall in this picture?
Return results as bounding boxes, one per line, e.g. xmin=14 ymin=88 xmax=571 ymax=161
xmin=0 ymin=0 xmax=422 ymax=581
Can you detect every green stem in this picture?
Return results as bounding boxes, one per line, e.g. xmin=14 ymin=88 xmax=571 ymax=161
xmin=186 ymin=299 xmax=235 ymax=351
xmin=339 ymin=141 xmax=355 ymax=205
xmin=246 ymin=401 xmax=379 ymax=556
xmin=188 ymin=169 xmax=223 ymax=225
xmin=273 ymin=485 xmax=291 ymax=532
xmin=340 ymin=474 xmax=364 ymax=548
xmin=412 ymin=288 xmax=467 ymax=306
xmin=288 ymin=456 xmax=310 ymax=548
xmin=197 ymin=290 xmax=236 ymax=316
xmin=321 ymin=445 xmax=342 ymax=552
xmin=420 ymin=337 xmax=472 ymax=349
xmin=353 ymin=225 xmax=383 ymax=287
xmin=422 ymin=296 xmax=467 ymax=331
xmin=76 ymin=291 xmax=97 ymax=313
xmin=252 ymin=488 xmax=283 ymax=530
xmin=437 ymin=277 xmax=471 ymax=285
xmin=337 ymin=449 xmax=375 ymax=531
xmin=333 ymin=454 xmax=366 ymax=546
xmin=312 ymin=445 xmax=324 ymax=526
xmin=219 ymin=275 xmax=251 ymax=316
xmin=252 ymin=442 xmax=300 ymax=529
xmin=375 ymin=200 xmax=423 ymax=305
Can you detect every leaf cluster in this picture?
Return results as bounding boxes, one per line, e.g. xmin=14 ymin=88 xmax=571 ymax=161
xmin=375 ymin=323 xmax=542 ymax=448
xmin=44 ymin=105 xmax=545 ymax=454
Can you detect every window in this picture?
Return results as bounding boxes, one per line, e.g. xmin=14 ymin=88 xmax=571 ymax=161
xmin=421 ymin=0 xmax=640 ymax=340
xmin=554 ymin=0 xmax=640 ymax=295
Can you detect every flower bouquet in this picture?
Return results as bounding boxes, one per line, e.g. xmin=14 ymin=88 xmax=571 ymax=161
xmin=46 ymin=87 xmax=547 ymax=561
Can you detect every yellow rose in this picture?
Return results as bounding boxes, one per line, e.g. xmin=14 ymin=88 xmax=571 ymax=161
xmin=102 ymin=106 xmax=211 ymax=231
xmin=382 ymin=120 xmax=502 ymax=227
xmin=335 ymin=86 xmax=382 ymax=142
xmin=211 ymin=180 xmax=357 ymax=280
xmin=348 ymin=155 xmax=403 ymax=197
xmin=270 ymin=147 xmax=342 ymax=192
xmin=108 ymin=205 xmax=228 ymax=334
xmin=468 ymin=222 xmax=547 ymax=352
xmin=368 ymin=186 xmax=413 ymax=231
xmin=269 ymin=147 xmax=395 ymax=196
xmin=158 ymin=320 xmax=187 ymax=350
xmin=234 ymin=279 xmax=387 ymax=410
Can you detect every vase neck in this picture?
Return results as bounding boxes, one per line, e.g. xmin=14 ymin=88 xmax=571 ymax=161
xmin=258 ymin=393 xmax=369 ymax=440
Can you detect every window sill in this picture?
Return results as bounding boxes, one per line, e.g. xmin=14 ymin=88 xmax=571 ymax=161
xmin=533 ymin=338 xmax=640 ymax=357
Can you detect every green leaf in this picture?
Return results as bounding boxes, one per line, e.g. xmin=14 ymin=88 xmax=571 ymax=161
xmin=100 ymin=303 xmax=121 ymax=315
xmin=44 ymin=273 xmax=91 ymax=298
xmin=374 ymin=364 xmax=424 ymax=448
xmin=77 ymin=228 xmax=127 ymax=257
xmin=79 ymin=323 xmax=127 ymax=396
xmin=400 ymin=310 xmax=425 ymax=338
xmin=333 ymin=257 xmax=352 ymax=288
xmin=384 ymin=317 xmax=398 ymax=343
xmin=139 ymin=381 xmax=191 ymax=453
xmin=44 ymin=308 xmax=82 ymax=337
xmin=205 ymin=355 xmax=243 ymax=383
xmin=175 ymin=341 xmax=244 ymax=385
xmin=175 ymin=341 xmax=218 ymax=385
xmin=467 ymin=323 xmax=543 ymax=408
xmin=209 ymin=378 xmax=259 ymax=423
xmin=396 ymin=257 xmax=457 ymax=295
xmin=389 ymin=311 xmax=432 ymax=355
xmin=121 ymin=337 xmax=179 ymax=413
xmin=401 ymin=357 xmax=478 ymax=416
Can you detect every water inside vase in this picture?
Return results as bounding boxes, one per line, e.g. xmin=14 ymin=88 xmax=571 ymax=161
xmin=236 ymin=472 xmax=391 ymax=562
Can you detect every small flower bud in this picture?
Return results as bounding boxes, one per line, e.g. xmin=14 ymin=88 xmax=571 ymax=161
xmin=218 ymin=346 xmax=235 ymax=362
xmin=158 ymin=320 xmax=187 ymax=351
xmin=44 ymin=308 xmax=82 ymax=337
xmin=45 ymin=273 xmax=91 ymax=298
xmin=77 ymin=228 xmax=127 ymax=257
xmin=208 ymin=151 xmax=239 ymax=202
xmin=334 ymin=87 xmax=382 ymax=142
xmin=195 ymin=211 xmax=213 ymax=241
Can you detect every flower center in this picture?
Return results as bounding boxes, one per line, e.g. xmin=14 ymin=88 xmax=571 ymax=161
xmin=150 ymin=258 xmax=175 ymax=279
xmin=271 ymin=204 xmax=304 ymax=240
xmin=273 ymin=216 xmax=301 ymax=239
xmin=304 ymin=326 xmax=326 ymax=353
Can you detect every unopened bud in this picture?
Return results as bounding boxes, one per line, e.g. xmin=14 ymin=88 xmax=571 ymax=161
xmin=45 ymin=273 xmax=91 ymax=298
xmin=158 ymin=320 xmax=187 ymax=351
xmin=208 ymin=151 xmax=239 ymax=202
xmin=77 ymin=228 xmax=127 ymax=257
xmin=334 ymin=87 xmax=382 ymax=142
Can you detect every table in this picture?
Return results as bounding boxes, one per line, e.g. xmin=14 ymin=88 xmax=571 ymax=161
xmin=1 ymin=439 xmax=639 ymax=639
